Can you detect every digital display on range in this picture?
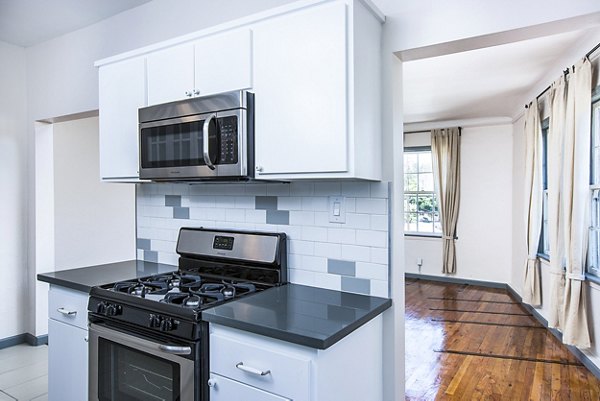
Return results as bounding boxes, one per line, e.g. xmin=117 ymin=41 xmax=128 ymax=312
xmin=213 ymin=236 xmax=234 ymax=250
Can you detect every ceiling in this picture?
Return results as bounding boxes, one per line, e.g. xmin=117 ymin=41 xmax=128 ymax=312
xmin=0 ymin=0 xmax=152 ymax=47
xmin=402 ymin=29 xmax=597 ymax=124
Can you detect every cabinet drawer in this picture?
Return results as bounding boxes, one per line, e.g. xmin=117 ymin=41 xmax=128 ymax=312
xmin=209 ymin=373 xmax=290 ymax=401
xmin=210 ymin=333 xmax=311 ymax=400
xmin=48 ymin=285 xmax=89 ymax=329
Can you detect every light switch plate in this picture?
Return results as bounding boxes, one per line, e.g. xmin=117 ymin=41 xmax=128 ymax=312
xmin=328 ymin=196 xmax=346 ymax=223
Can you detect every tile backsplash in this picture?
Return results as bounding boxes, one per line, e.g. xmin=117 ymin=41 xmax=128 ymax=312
xmin=136 ymin=181 xmax=389 ymax=297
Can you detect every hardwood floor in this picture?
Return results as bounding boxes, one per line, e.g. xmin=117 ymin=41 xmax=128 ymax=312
xmin=405 ymin=279 xmax=600 ymax=401
xmin=0 ymin=344 xmax=48 ymax=400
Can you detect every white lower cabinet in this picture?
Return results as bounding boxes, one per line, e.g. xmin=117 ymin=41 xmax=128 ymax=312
xmin=209 ymin=373 xmax=291 ymax=401
xmin=209 ymin=315 xmax=383 ymax=401
xmin=47 ymin=285 xmax=89 ymax=401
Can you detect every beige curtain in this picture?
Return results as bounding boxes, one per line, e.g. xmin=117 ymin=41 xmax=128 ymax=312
xmin=561 ymin=58 xmax=592 ymax=348
xmin=547 ymin=75 xmax=567 ymax=330
xmin=522 ymin=101 xmax=543 ymax=306
xmin=432 ymin=127 xmax=461 ymax=274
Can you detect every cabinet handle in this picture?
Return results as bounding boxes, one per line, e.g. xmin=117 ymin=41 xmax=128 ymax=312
xmin=203 ymin=113 xmax=217 ymax=170
xmin=255 ymin=166 xmax=263 ymax=173
xmin=185 ymin=91 xmax=192 ymax=97
xmin=207 ymin=378 xmax=217 ymax=388
xmin=236 ymin=362 xmax=271 ymax=376
xmin=57 ymin=308 xmax=77 ymax=316
xmin=193 ymin=89 xmax=200 ymax=96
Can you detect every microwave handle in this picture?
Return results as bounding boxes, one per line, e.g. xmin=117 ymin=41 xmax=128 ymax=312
xmin=203 ymin=113 xmax=217 ymax=170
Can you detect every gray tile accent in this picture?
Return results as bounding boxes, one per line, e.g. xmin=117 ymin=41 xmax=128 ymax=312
xmin=266 ymin=210 xmax=289 ymax=225
xmin=137 ymin=238 xmax=151 ymax=250
xmin=173 ymin=207 xmax=190 ymax=219
xmin=144 ymin=250 xmax=158 ymax=263
xmin=165 ymin=195 xmax=181 ymax=207
xmin=328 ymin=259 xmax=356 ymax=276
xmin=256 ymin=196 xmax=278 ymax=210
xmin=341 ymin=277 xmax=371 ymax=295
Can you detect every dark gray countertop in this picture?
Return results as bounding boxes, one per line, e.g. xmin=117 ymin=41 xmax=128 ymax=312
xmin=37 ymin=260 xmax=177 ymax=293
xmin=202 ymin=284 xmax=392 ymax=349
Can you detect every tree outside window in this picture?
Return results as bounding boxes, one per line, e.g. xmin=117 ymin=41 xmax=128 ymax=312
xmin=404 ymin=148 xmax=442 ymax=235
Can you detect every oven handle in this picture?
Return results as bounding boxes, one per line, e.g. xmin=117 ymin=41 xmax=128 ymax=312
xmin=158 ymin=345 xmax=192 ymax=355
xmin=203 ymin=113 xmax=217 ymax=170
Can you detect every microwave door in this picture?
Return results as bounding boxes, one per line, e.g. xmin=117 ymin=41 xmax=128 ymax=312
xmin=139 ymin=113 xmax=219 ymax=180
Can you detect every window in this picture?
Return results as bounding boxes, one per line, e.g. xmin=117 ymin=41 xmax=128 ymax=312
xmin=589 ymin=96 xmax=600 ymax=276
xmin=403 ymin=147 xmax=441 ymax=235
xmin=539 ymin=119 xmax=550 ymax=258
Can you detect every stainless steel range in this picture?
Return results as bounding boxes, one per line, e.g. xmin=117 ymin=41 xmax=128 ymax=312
xmin=88 ymin=228 xmax=287 ymax=401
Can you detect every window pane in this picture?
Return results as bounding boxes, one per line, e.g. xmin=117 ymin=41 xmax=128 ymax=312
xmin=405 ymin=195 xmax=418 ymax=212
xmin=404 ymin=174 xmax=418 ymax=192
xmin=405 ymin=213 xmax=417 ymax=232
xmin=417 ymin=194 xmax=435 ymax=213
xmin=418 ymin=152 xmax=432 ymax=173
xmin=594 ymin=147 xmax=600 ymax=185
xmin=433 ymin=213 xmax=442 ymax=233
xmin=404 ymin=153 xmax=418 ymax=173
xmin=419 ymin=212 xmax=434 ymax=233
xmin=419 ymin=173 xmax=434 ymax=192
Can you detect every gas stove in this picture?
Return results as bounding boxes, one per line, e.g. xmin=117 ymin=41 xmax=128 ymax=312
xmin=87 ymin=228 xmax=287 ymax=401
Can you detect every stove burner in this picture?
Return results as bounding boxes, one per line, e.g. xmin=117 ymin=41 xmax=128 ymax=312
xmin=113 ymin=281 xmax=167 ymax=298
xmin=161 ymin=291 xmax=221 ymax=308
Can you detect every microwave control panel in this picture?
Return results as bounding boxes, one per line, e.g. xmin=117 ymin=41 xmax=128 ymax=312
xmin=218 ymin=116 xmax=238 ymax=165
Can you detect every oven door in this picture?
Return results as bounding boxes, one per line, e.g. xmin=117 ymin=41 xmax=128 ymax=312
xmin=139 ymin=109 xmax=245 ymax=180
xmin=89 ymin=322 xmax=195 ymax=401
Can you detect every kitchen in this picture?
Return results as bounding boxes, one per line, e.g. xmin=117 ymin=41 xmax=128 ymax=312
xmin=2 ymin=0 xmax=600 ymax=400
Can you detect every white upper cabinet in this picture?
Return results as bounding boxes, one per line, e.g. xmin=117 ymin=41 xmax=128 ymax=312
xmin=252 ymin=0 xmax=382 ymax=180
xmin=147 ymin=29 xmax=252 ymax=106
xmin=98 ymin=56 xmax=146 ymax=181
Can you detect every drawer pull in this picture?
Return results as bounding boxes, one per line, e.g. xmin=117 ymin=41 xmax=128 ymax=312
xmin=57 ymin=308 xmax=77 ymax=317
xmin=236 ymin=362 xmax=271 ymax=376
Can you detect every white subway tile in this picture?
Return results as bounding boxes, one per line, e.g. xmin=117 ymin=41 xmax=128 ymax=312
xmin=370 ymin=182 xmax=389 ymax=198
xmin=289 ymin=269 xmax=316 ymax=286
xmin=371 ymin=215 xmax=388 ymax=231
xmin=266 ymin=183 xmax=291 ymax=196
xmin=205 ymin=209 xmax=226 ymax=222
xmin=342 ymin=182 xmax=370 ymax=198
xmin=356 ymin=198 xmax=387 ymax=215
xmin=215 ymin=196 xmax=235 ymax=208
xmin=290 ymin=182 xmax=314 ymax=196
xmin=245 ymin=209 xmax=266 ymax=224
xmin=301 ymin=196 xmax=328 ymax=211
xmin=300 ymin=255 xmax=328 ymax=272
xmin=278 ymin=197 xmax=303 ymax=211
xmin=225 ymin=209 xmax=245 ymax=222
xmin=314 ymin=273 xmax=341 ymax=291
xmin=314 ymin=182 xmax=341 ymax=196
xmin=288 ymin=254 xmax=303 ymax=269
xmin=136 ymin=249 xmax=144 ymax=259
xmin=289 ymin=210 xmax=315 ymax=226
xmin=234 ymin=196 xmax=255 ymax=209
xmin=244 ymin=183 xmax=267 ymax=196
xmin=355 ymin=262 xmax=388 ymax=281
xmin=278 ymin=225 xmax=302 ymax=240
xmin=233 ymin=222 xmax=256 ymax=230
xmin=345 ymin=213 xmax=371 ymax=229
xmin=327 ymin=228 xmax=356 ymax=244
xmin=345 ymin=198 xmax=356 ymax=213
xmin=143 ymin=206 xmax=172 ymax=218
xmin=341 ymin=245 xmax=371 ymax=262
xmin=370 ymin=248 xmax=389 ymax=264
xmin=289 ymin=240 xmax=314 ymax=255
xmin=356 ymin=230 xmax=388 ymax=248
xmin=171 ymin=183 xmax=189 ymax=195
xmin=314 ymin=211 xmax=331 ymax=227
xmin=301 ymin=226 xmax=328 ymax=242
xmin=314 ymin=242 xmax=342 ymax=259
xmin=189 ymin=208 xmax=208 ymax=220
xmin=370 ymin=280 xmax=389 ymax=297
xmin=152 ymin=240 xmax=177 ymax=253
xmin=186 ymin=195 xmax=216 ymax=208
xmin=158 ymin=252 xmax=179 ymax=266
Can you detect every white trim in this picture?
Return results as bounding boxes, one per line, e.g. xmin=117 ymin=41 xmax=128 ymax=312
xmin=356 ymin=0 xmax=385 ymax=23
xmin=404 ymin=117 xmax=512 ymax=132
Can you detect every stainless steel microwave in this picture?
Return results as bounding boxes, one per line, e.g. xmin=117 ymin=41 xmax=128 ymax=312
xmin=138 ymin=90 xmax=254 ymax=181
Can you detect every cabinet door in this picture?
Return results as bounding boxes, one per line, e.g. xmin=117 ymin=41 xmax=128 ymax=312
xmin=99 ymin=57 xmax=146 ymax=180
xmin=209 ymin=374 xmax=291 ymax=401
xmin=194 ymin=29 xmax=252 ymax=97
xmin=147 ymin=44 xmax=194 ymax=105
xmin=253 ymin=1 xmax=348 ymax=176
xmin=48 ymin=319 xmax=88 ymax=401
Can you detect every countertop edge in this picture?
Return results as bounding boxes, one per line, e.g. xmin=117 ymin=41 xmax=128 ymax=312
xmin=203 ymin=297 xmax=392 ymax=349
xmin=37 ymin=274 xmax=91 ymax=294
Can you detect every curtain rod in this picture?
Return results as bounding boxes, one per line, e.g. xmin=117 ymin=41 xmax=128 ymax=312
xmin=527 ymin=41 xmax=600 ymax=108
xmin=404 ymin=128 xmax=462 ymax=136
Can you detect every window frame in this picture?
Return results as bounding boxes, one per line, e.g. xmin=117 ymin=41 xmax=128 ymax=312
xmin=587 ymin=88 xmax=600 ymax=277
xmin=538 ymin=118 xmax=550 ymax=260
xmin=403 ymin=146 xmax=442 ymax=237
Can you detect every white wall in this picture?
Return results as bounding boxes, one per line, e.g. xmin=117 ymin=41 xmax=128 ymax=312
xmin=0 ymin=41 xmax=28 ymax=340
xmin=404 ymin=124 xmax=513 ymax=283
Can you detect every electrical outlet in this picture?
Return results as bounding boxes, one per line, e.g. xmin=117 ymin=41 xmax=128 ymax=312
xmin=417 ymin=258 xmax=423 ymax=266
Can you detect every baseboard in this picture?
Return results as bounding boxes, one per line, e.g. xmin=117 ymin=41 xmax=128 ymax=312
xmin=0 ymin=333 xmax=48 ymax=349
xmin=405 ymin=272 xmax=506 ymax=289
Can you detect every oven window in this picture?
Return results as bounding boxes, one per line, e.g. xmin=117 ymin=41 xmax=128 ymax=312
xmin=98 ymin=338 xmax=181 ymax=401
xmin=140 ymin=119 xmax=218 ymax=169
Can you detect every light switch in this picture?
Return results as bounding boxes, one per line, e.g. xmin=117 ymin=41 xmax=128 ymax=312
xmin=328 ymin=196 xmax=346 ymax=223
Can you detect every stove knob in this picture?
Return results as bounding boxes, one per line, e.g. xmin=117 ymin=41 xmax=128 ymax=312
xmin=149 ymin=314 xmax=161 ymax=328
xmin=106 ymin=304 xmax=121 ymax=317
xmin=96 ymin=301 xmax=107 ymax=315
xmin=160 ymin=318 xmax=174 ymax=332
